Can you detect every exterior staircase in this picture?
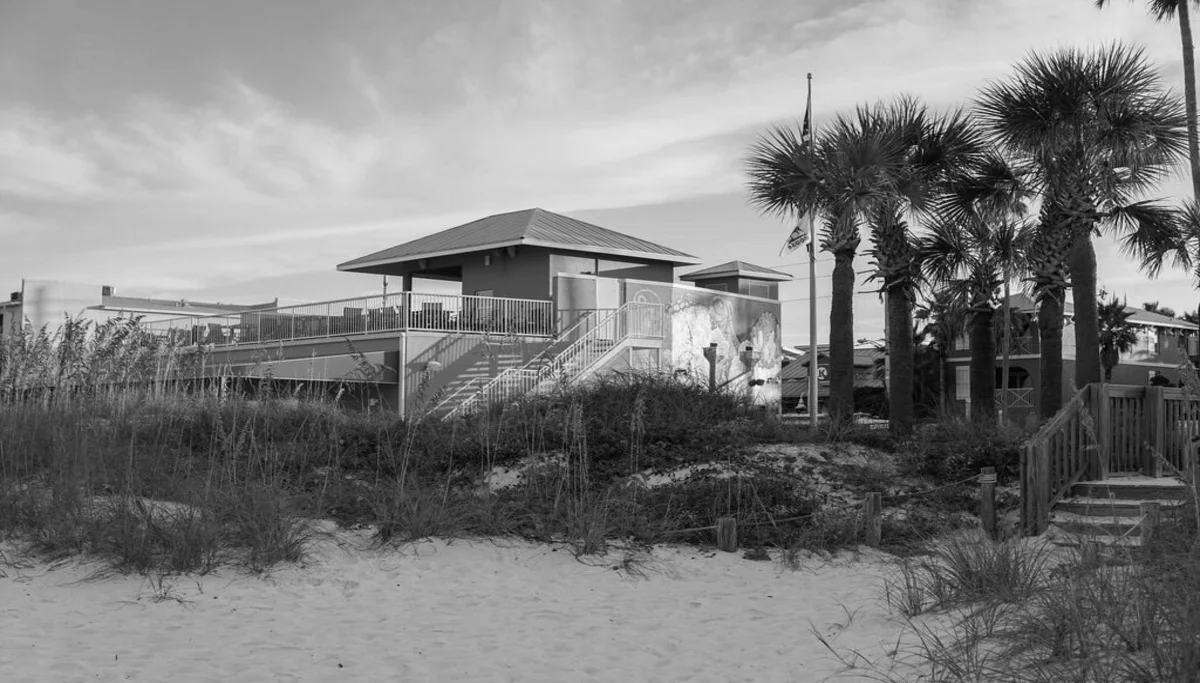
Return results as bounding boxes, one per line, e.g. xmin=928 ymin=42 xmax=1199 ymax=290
xmin=437 ymin=302 xmax=662 ymax=419
xmin=1022 ymin=383 xmax=1199 ymax=545
xmin=1048 ymin=475 xmax=1191 ymax=547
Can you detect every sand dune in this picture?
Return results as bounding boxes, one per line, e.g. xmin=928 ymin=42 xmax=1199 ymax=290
xmin=0 ymin=535 xmax=915 ymax=683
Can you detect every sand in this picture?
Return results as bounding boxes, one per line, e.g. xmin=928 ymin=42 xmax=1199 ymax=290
xmin=0 ymin=533 xmax=918 ymax=683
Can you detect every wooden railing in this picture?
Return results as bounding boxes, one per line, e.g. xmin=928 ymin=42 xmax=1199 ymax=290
xmin=1022 ymin=386 xmax=1095 ymax=535
xmin=1022 ymin=382 xmax=1200 ymax=535
xmin=444 ymin=302 xmax=664 ymax=419
xmin=139 ymin=292 xmax=556 ymax=345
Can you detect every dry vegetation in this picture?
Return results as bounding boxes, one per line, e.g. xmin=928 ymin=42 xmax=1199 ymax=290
xmin=7 ymin=316 xmax=1196 ymax=680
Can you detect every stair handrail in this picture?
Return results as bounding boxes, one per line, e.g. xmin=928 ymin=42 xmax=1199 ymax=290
xmin=1022 ymin=384 xmax=1096 ymax=535
xmin=451 ymin=305 xmax=630 ymax=418
xmin=448 ymin=302 xmax=661 ymax=419
xmin=426 ymin=309 xmax=614 ymax=417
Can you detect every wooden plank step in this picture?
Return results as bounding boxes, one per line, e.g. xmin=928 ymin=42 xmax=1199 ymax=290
xmin=1070 ymin=480 xmax=1191 ymax=501
xmin=1057 ymin=497 xmax=1191 ymax=516
xmin=1051 ymin=511 xmax=1146 ymax=537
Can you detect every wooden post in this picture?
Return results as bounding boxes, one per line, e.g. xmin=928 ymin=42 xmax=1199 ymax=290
xmin=1140 ymin=501 xmax=1160 ymax=548
xmin=980 ymin=467 xmax=998 ymax=541
xmin=1145 ymin=387 xmax=1165 ymax=478
xmin=1020 ymin=444 xmax=1031 ymax=535
xmin=1097 ymin=383 xmax=1111 ymax=480
xmin=1032 ymin=441 xmax=1051 ymax=535
xmin=863 ymin=493 xmax=882 ymax=547
xmin=716 ymin=517 xmax=737 ymax=552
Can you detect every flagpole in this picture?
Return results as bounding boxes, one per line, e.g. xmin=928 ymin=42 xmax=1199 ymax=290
xmin=806 ymin=72 xmax=819 ymax=434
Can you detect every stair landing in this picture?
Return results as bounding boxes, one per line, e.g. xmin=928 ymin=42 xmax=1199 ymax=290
xmin=1050 ymin=475 xmax=1192 ymax=547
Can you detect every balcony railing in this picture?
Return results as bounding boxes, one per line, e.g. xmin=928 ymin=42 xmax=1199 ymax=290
xmin=1001 ymin=335 xmax=1036 ymax=355
xmin=140 ymin=292 xmax=555 ymax=346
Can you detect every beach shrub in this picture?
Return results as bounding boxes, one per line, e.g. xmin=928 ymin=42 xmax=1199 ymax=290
xmin=899 ymin=418 xmax=1025 ymax=484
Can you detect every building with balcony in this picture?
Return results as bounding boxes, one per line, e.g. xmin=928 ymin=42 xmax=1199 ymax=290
xmin=140 ymin=208 xmax=787 ymax=418
xmin=947 ymin=293 xmax=1199 ymax=426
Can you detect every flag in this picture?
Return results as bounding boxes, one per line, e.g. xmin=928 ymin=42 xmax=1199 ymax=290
xmin=780 ymin=79 xmax=815 ymax=256
xmin=780 ymin=221 xmax=809 ymax=255
xmin=801 ymin=83 xmax=812 ymax=148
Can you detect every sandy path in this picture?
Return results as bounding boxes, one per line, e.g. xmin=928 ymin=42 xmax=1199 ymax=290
xmin=0 ymin=536 xmax=911 ymax=683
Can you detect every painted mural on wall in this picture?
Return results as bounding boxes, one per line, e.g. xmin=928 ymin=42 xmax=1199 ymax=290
xmin=627 ymin=283 xmax=783 ymax=407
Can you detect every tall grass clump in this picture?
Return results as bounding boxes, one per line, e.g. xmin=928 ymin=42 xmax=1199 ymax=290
xmin=0 ymin=316 xmax=370 ymax=574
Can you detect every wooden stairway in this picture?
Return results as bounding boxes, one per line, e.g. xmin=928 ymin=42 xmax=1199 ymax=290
xmin=1049 ymin=474 xmax=1191 ymax=547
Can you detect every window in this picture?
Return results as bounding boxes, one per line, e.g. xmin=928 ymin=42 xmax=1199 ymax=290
xmin=955 ymin=366 xmax=970 ymax=401
xmin=705 ymin=283 xmax=728 ymax=292
xmin=473 ymin=289 xmax=494 ymax=297
xmin=953 ymin=333 xmax=969 ymax=351
xmin=748 ymin=283 xmax=771 ymax=298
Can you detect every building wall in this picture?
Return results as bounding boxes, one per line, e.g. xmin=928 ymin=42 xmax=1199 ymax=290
xmin=460 ymin=247 xmax=553 ymax=300
xmin=18 ymin=279 xmax=100 ymax=332
xmin=549 ymin=252 xmax=673 ymax=284
xmin=621 ymin=279 xmax=783 ymax=409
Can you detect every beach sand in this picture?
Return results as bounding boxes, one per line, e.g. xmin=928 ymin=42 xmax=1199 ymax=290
xmin=0 ymin=534 xmax=914 ymax=683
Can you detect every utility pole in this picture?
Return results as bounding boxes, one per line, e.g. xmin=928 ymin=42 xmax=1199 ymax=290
xmin=806 ymin=72 xmax=819 ymax=434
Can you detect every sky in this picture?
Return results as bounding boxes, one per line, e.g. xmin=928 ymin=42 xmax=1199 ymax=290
xmin=0 ymin=0 xmax=1192 ymax=348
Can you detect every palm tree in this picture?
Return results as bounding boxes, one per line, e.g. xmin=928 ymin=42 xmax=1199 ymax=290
xmin=914 ymin=289 xmax=968 ymax=413
xmin=924 ymin=154 xmax=1034 ymax=422
xmin=1096 ymin=0 xmax=1200 ymax=201
xmin=976 ymin=43 xmax=1188 ymax=416
xmin=862 ymin=97 xmax=985 ymax=436
xmin=746 ymin=109 xmax=905 ymax=424
xmin=1098 ymin=291 xmax=1140 ymax=381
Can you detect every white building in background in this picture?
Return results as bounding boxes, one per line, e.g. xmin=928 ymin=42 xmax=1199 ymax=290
xmin=0 ymin=278 xmax=275 ymax=339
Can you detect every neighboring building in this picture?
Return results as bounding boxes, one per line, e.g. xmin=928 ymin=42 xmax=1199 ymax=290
xmin=947 ymin=292 xmax=1199 ymax=426
xmin=679 ymin=260 xmax=792 ymax=299
xmin=780 ymin=345 xmax=885 ymax=412
xmin=0 ymin=279 xmax=275 ymax=340
xmin=140 ymin=208 xmax=786 ymax=417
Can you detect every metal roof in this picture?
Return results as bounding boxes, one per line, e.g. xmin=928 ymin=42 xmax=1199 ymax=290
xmin=680 ymin=260 xmax=793 ymax=282
xmin=1007 ymin=293 xmax=1196 ymax=330
xmin=337 ymin=208 xmax=701 ymax=272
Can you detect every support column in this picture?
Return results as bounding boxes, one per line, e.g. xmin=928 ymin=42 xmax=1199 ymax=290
xmin=398 ymin=331 xmax=409 ymax=420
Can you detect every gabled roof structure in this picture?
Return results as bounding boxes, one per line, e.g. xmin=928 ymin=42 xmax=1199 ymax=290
xmin=337 ymin=208 xmax=700 ymax=273
xmin=680 ymin=260 xmax=793 ymax=282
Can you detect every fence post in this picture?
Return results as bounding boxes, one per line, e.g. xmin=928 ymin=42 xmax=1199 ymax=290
xmin=1097 ymin=383 xmax=1111 ymax=480
xmin=863 ymin=492 xmax=882 ymax=547
xmin=1036 ymin=441 xmax=1051 ymax=535
xmin=1145 ymin=386 xmax=1165 ymax=478
xmin=1140 ymin=501 xmax=1160 ymax=548
xmin=980 ymin=467 xmax=998 ymax=541
xmin=716 ymin=517 xmax=737 ymax=552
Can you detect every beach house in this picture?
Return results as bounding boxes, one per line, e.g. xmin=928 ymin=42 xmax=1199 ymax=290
xmin=947 ymin=292 xmax=1199 ymax=426
xmin=140 ymin=208 xmax=787 ymax=418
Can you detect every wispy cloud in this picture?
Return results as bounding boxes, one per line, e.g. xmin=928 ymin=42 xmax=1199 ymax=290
xmin=0 ymin=0 xmax=1191 ymax=326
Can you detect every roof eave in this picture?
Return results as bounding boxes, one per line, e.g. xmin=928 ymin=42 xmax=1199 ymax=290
xmin=337 ymin=238 xmax=701 ymax=272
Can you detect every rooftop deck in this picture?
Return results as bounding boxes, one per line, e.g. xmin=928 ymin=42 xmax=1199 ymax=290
xmin=140 ymin=291 xmax=556 ymax=347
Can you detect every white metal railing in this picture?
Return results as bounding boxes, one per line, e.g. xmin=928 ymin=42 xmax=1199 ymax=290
xmin=138 ymin=292 xmax=555 ymax=345
xmin=444 ymin=302 xmax=663 ymax=419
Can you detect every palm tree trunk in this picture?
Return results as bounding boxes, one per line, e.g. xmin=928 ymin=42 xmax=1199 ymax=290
xmin=828 ymin=250 xmax=856 ymax=423
xmin=887 ymin=286 xmax=914 ymax=436
xmin=1000 ymin=278 xmax=1012 ymax=425
xmin=1178 ymin=0 xmax=1200 ymax=353
xmin=969 ymin=304 xmax=996 ymax=422
xmin=1070 ymin=233 xmax=1102 ymax=388
xmin=1180 ymin=0 xmax=1200 ymax=201
xmin=1038 ymin=290 xmax=1066 ymax=420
